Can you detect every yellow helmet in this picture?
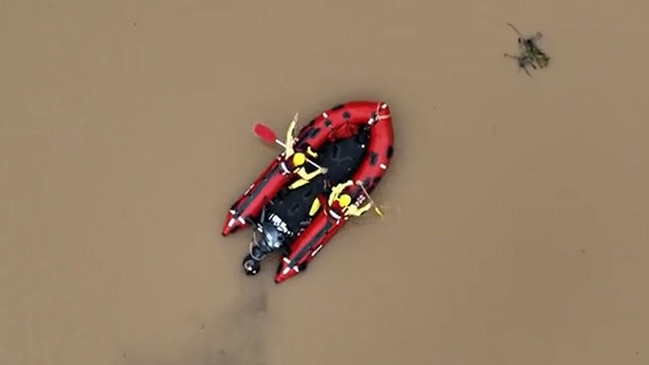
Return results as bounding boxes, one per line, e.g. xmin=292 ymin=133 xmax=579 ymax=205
xmin=292 ymin=152 xmax=306 ymax=166
xmin=337 ymin=194 xmax=352 ymax=207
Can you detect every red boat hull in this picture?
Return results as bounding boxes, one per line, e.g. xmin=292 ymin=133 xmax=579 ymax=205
xmin=222 ymin=100 xmax=394 ymax=283
xmin=221 ymin=159 xmax=287 ymax=236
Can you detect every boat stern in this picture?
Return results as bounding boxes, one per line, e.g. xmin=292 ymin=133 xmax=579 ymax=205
xmin=221 ymin=210 xmax=247 ymax=236
xmin=274 ymin=257 xmax=302 ymax=284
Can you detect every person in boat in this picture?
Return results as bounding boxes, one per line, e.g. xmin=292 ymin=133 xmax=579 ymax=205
xmin=308 ymin=179 xmax=372 ymax=220
xmin=280 ymin=114 xmax=327 ymax=190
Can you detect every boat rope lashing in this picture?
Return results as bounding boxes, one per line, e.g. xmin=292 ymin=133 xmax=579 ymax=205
xmin=369 ymin=102 xmax=391 ymax=126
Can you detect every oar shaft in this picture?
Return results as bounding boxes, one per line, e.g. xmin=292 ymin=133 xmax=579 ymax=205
xmin=357 ymin=182 xmax=383 ymax=217
xmin=273 ymin=139 xmax=323 ymax=170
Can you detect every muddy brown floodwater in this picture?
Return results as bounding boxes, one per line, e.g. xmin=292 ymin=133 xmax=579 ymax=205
xmin=1 ymin=1 xmax=648 ymax=364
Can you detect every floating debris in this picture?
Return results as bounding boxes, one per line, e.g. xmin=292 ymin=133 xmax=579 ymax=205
xmin=503 ymin=23 xmax=550 ymax=77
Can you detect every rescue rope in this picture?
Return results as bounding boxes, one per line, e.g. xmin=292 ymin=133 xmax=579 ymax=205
xmin=375 ymin=102 xmax=391 ymax=121
xmin=249 ymin=230 xmax=267 ymax=261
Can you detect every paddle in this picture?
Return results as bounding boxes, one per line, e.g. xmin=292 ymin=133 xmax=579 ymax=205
xmin=253 ymin=123 xmax=278 ymax=145
xmin=253 ymin=123 xmax=327 ymax=172
xmin=355 ymin=181 xmax=384 ymax=217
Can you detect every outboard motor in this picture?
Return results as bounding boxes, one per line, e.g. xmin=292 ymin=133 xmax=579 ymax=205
xmin=242 ymin=219 xmax=288 ymax=276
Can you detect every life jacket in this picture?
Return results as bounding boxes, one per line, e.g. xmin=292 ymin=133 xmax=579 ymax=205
xmin=279 ymin=160 xmax=291 ymax=175
xmin=324 ymin=199 xmax=346 ymax=223
xmin=279 ymin=156 xmax=297 ymax=176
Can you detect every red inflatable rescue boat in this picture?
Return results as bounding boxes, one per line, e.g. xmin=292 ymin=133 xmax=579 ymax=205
xmin=222 ymin=100 xmax=394 ymax=284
